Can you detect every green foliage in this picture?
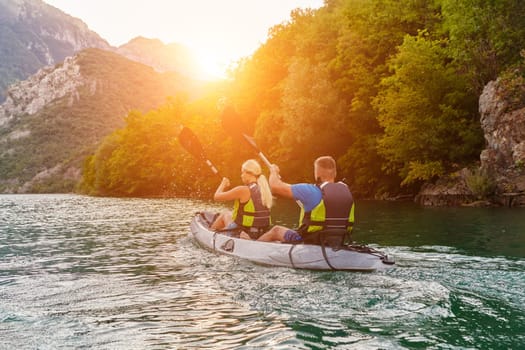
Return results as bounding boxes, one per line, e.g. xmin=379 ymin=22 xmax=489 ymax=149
xmin=374 ymin=31 xmax=483 ymax=185
xmin=441 ymin=0 xmax=525 ymax=92
xmin=277 ymin=58 xmax=349 ymax=176
xmin=7 ymin=0 xmax=525 ymax=198
xmin=229 ymin=0 xmax=447 ymax=189
xmin=466 ymin=168 xmax=496 ymax=199
xmin=79 ymin=95 xmax=245 ymax=197
xmin=498 ymin=51 xmax=525 ymax=112
xmin=80 ymin=102 xmax=185 ymax=196
xmin=0 ymin=48 xmax=196 ymax=193
xmin=338 ymin=135 xmax=395 ymax=197
xmin=401 ymin=161 xmax=445 ymax=186
xmin=83 ymin=0 xmax=525 ymax=198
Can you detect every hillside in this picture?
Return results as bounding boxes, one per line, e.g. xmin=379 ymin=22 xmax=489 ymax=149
xmin=0 ymin=48 xmax=196 ymax=193
xmin=116 ymin=36 xmax=200 ymax=78
xmin=0 ymin=0 xmax=111 ymax=102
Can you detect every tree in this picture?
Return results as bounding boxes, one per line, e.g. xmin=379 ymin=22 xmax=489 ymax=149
xmin=374 ymin=31 xmax=482 ymax=185
xmin=441 ymin=0 xmax=525 ymax=92
xmin=332 ymin=0 xmax=442 ymax=194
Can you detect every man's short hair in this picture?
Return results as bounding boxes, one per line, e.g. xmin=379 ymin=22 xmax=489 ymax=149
xmin=315 ymin=156 xmax=337 ymax=179
xmin=315 ymin=156 xmax=336 ymax=170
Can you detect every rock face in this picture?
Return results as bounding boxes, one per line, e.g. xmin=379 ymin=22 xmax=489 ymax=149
xmin=414 ymin=169 xmax=477 ymax=207
xmin=0 ymin=56 xmax=90 ymax=127
xmin=0 ymin=52 xmax=100 ymax=193
xmin=0 ymin=1 xmax=200 ymax=105
xmin=0 ymin=0 xmax=110 ymax=102
xmin=417 ymin=77 xmax=525 ymax=207
xmin=0 ymin=48 xmax=194 ymax=194
xmin=478 ymin=79 xmax=525 ymax=205
xmin=479 ymin=80 xmax=525 ymax=187
xmin=0 ymin=2 xmax=207 ymax=194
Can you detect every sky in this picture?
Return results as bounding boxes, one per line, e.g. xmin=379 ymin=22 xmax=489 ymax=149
xmin=43 ymin=0 xmax=324 ymax=79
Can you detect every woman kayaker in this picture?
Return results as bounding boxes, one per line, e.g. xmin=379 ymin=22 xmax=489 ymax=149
xmin=210 ymin=159 xmax=273 ymax=239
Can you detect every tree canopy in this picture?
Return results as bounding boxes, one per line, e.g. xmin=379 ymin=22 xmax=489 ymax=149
xmin=81 ymin=0 xmax=525 ymax=198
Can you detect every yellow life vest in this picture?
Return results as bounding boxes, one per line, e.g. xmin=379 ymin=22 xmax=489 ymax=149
xmin=232 ymin=183 xmax=271 ymax=230
xmin=298 ymin=182 xmax=354 ymax=234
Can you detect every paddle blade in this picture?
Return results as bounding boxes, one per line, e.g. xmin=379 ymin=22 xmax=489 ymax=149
xmin=178 ymin=126 xmax=205 ymax=161
xmin=220 ymin=106 xmax=273 ymax=169
xmin=221 ymin=106 xmax=252 ymax=144
xmin=179 ymin=126 xmax=221 ymax=176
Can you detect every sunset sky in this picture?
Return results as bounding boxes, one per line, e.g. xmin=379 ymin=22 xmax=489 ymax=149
xmin=44 ymin=0 xmax=324 ymax=79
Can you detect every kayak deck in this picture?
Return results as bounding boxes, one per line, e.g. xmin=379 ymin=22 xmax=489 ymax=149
xmin=189 ymin=212 xmax=395 ymax=272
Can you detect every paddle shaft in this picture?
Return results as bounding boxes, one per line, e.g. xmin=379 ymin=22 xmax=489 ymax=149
xmin=205 ymin=159 xmax=220 ymax=176
xmin=241 ymin=134 xmax=272 ymax=168
xmin=220 ymin=106 xmax=280 ymax=177
xmin=179 ymin=126 xmax=221 ymax=177
xmin=257 ymin=151 xmax=272 ymax=169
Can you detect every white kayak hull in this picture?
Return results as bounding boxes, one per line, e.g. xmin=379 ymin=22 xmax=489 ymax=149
xmin=190 ymin=212 xmax=395 ymax=272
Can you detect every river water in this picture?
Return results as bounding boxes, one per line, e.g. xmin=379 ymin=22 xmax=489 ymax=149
xmin=1 ymin=194 xmax=524 ymax=349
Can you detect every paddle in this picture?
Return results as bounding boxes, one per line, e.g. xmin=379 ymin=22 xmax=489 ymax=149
xmin=178 ymin=126 xmax=221 ymax=176
xmin=221 ymin=106 xmax=272 ymax=169
xmin=221 ymin=106 xmax=295 ymax=206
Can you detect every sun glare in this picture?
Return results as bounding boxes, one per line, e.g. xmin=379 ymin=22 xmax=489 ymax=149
xmin=191 ymin=47 xmax=231 ymax=81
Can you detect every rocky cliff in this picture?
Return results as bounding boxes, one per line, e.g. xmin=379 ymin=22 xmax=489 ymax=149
xmin=0 ymin=0 xmax=212 ymax=194
xmin=0 ymin=0 xmax=110 ymax=102
xmin=0 ymin=48 xmax=195 ymax=193
xmin=0 ymin=56 xmax=88 ymax=127
xmin=416 ymin=74 xmax=525 ymax=207
xmin=0 ymin=0 xmax=207 ymax=104
xmin=478 ymin=78 xmax=525 ymax=203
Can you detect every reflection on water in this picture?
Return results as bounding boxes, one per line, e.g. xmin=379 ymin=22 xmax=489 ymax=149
xmin=1 ymin=194 xmax=524 ymax=349
xmin=352 ymin=200 xmax=525 ymax=258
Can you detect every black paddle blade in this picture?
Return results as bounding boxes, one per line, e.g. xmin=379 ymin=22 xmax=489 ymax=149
xmin=220 ymin=105 xmax=274 ymax=169
xmin=178 ymin=126 xmax=206 ymax=161
xmin=221 ymin=106 xmax=253 ymax=144
xmin=179 ymin=126 xmax=221 ymax=176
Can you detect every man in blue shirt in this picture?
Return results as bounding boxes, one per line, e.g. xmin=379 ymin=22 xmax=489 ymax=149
xmin=257 ymin=156 xmax=354 ymax=243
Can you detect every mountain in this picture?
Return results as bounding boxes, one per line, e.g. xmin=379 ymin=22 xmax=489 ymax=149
xmin=0 ymin=0 xmax=215 ymax=194
xmin=0 ymin=0 xmax=207 ymax=103
xmin=0 ymin=0 xmax=111 ymax=102
xmin=0 ymin=48 xmax=195 ymax=193
xmin=116 ymin=36 xmax=201 ymax=78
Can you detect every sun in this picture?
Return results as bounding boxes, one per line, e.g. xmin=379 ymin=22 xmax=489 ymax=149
xmin=191 ymin=47 xmax=230 ymax=81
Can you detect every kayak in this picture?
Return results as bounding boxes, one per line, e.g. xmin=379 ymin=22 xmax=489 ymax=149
xmin=189 ymin=211 xmax=395 ymax=272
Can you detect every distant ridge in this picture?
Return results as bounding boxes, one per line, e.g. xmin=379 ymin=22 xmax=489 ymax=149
xmin=0 ymin=0 xmax=111 ymax=102
xmin=0 ymin=0 xmax=214 ymax=193
xmin=116 ymin=36 xmax=201 ymax=78
xmin=0 ymin=48 xmax=197 ymax=193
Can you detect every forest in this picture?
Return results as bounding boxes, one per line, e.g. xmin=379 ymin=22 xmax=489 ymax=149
xmin=79 ymin=0 xmax=525 ymax=199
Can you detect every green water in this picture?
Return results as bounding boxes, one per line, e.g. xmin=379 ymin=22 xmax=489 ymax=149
xmin=1 ymin=194 xmax=524 ymax=349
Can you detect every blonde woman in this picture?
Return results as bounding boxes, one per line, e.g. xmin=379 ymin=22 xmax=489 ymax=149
xmin=211 ymin=159 xmax=273 ymax=239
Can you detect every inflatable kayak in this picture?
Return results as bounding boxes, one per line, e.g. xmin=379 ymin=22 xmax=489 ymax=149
xmin=189 ymin=211 xmax=395 ymax=272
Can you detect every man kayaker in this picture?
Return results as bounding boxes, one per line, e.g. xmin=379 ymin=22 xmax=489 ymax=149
xmin=211 ymin=159 xmax=273 ymax=239
xmin=257 ymin=156 xmax=354 ymax=244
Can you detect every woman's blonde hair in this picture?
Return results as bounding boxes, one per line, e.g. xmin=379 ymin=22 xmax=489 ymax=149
xmin=242 ymin=159 xmax=273 ymax=208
